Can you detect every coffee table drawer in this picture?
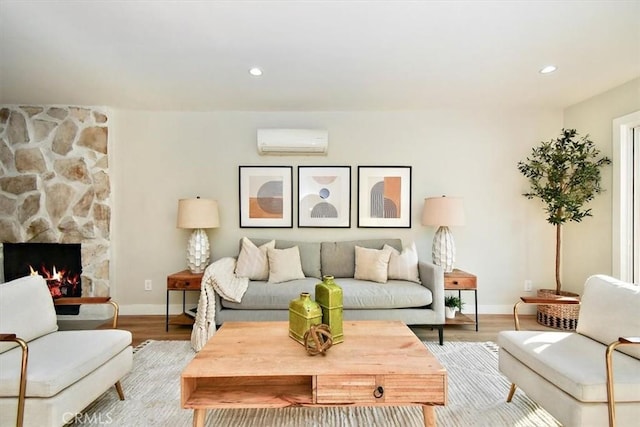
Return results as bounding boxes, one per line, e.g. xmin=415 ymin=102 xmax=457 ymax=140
xmin=316 ymin=375 xmax=378 ymax=404
xmin=316 ymin=375 xmax=446 ymax=405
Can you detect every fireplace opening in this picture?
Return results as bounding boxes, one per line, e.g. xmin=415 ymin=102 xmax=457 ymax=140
xmin=3 ymin=243 xmax=82 ymax=315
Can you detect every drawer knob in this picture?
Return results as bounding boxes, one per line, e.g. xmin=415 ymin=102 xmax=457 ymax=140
xmin=373 ymin=386 xmax=384 ymax=398
xmin=452 ymin=281 xmax=459 ymax=285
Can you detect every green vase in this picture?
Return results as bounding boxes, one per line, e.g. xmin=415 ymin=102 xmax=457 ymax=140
xmin=315 ymin=275 xmax=344 ymax=344
xmin=289 ymin=292 xmax=322 ymax=345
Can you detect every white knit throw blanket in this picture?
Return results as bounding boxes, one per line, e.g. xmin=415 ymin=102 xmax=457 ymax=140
xmin=190 ymin=257 xmax=248 ymax=352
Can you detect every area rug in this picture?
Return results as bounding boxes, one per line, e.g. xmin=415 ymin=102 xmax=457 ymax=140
xmin=70 ymin=340 xmax=560 ymax=426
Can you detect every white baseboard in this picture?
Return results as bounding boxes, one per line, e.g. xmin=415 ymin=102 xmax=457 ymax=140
xmin=120 ymin=304 xmax=196 ymax=316
xmin=475 ymin=304 xmax=536 ymax=315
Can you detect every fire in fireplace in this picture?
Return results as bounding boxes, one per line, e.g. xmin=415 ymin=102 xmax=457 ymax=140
xmin=27 ymin=263 xmax=80 ymax=298
xmin=3 ymin=243 xmax=82 ymax=314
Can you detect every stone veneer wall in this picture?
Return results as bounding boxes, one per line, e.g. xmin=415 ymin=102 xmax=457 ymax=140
xmin=0 ymin=106 xmax=111 ymax=297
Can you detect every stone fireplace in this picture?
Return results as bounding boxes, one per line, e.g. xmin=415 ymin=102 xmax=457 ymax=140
xmin=0 ymin=106 xmax=111 ymax=300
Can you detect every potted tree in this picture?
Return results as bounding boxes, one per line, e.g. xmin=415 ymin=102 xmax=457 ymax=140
xmin=517 ymin=128 xmax=611 ymax=329
xmin=444 ymin=295 xmax=464 ymax=319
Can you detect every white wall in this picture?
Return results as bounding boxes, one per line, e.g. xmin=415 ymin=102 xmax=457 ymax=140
xmin=562 ymin=77 xmax=640 ymax=293
xmin=110 ymin=108 xmax=562 ymax=315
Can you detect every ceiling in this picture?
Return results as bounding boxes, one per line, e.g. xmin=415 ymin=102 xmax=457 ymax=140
xmin=1 ymin=0 xmax=639 ymax=111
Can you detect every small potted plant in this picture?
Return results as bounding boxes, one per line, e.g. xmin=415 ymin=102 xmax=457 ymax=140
xmin=444 ymin=295 xmax=464 ymax=319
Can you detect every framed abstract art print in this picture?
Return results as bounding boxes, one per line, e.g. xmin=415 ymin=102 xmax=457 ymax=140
xmin=357 ymin=166 xmax=411 ymax=228
xmin=298 ymin=166 xmax=351 ymax=228
xmin=239 ymin=166 xmax=293 ymax=228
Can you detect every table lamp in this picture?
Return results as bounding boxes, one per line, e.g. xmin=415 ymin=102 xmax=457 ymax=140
xmin=177 ymin=197 xmax=220 ymax=273
xmin=421 ymin=196 xmax=465 ymax=273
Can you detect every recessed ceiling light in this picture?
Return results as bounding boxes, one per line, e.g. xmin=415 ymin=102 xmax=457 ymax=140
xmin=249 ymin=67 xmax=263 ymax=76
xmin=539 ymin=65 xmax=557 ymax=74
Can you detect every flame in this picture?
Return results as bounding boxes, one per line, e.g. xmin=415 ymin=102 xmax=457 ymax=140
xmin=29 ymin=265 xmax=40 ymax=276
xmin=52 ymin=266 xmax=61 ymax=281
xmin=27 ymin=264 xmax=80 ymax=299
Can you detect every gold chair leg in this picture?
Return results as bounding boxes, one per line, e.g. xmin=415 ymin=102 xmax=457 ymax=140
xmin=507 ymin=383 xmax=517 ymax=402
xmin=114 ymin=381 xmax=125 ymax=400
xmin=513 ymin=301 xmax=524 ymax=331
xmin=606 ymin=342 xmax=619 ymax=427
xmin=0 ymin=336 xmax=29 ymax=427
xmin=108 ymin=300 xmax=120 ymax=329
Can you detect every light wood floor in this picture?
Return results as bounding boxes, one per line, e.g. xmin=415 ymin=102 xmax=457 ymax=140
xmin=102 ymin=314 xmax=551 ymax=347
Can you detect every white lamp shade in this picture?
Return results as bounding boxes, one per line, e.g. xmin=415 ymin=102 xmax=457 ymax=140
xmin=177 ymin=198 xmax=220 ymax=229
xmin=421 ymin=196 xmax=465 ymax=227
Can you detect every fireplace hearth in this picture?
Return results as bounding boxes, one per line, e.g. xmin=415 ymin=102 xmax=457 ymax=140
xmin=3 ymin=243 xmax=82 ymax=314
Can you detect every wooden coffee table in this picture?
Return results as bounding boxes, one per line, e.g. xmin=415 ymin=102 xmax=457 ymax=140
xmin=181 ymin=320 xmax=447 ymax=426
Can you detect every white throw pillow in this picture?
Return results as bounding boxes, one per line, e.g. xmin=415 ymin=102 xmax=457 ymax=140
xmin=267 ymin=246 xmax=306 ymax=283
xmin=385 ymin=242 xmax=421 ymax=284
xmin=235 ymin=237 xmax=275 ymax=281
xmin=354 ymin=245 xmax=393 ymax=283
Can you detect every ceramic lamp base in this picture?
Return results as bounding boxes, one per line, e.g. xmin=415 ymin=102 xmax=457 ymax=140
xmin=432 ymin=225 xmax=455 ymax=273
xmin=186 ymin=228 xmax=210 ymax=273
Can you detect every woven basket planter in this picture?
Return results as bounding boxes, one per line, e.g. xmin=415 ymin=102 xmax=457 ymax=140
xmin=536 ymin=289 xmax=580 ymax=331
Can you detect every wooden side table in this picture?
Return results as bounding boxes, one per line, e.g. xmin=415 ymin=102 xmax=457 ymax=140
xmin=444 ymin=269 xmax=478 ymax=331
xmin=166 ymin=270 xmax=203 ymax=332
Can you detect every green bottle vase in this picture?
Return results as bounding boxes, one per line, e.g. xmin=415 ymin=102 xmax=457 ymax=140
xmin=289 ymin=292 xmax=322 ymax=345
xmin=315 ymin=275 xmax=344 ymax=344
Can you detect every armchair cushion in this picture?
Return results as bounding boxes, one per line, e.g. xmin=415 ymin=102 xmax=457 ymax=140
xmin=498 ymin=330 xmax=640 ymax=402
xmin=576 ymin=275 xmax=640 ymax=359
xmin=0 ymin=275 xmax=58 ymax=354
xmin=0 ymin=329 xmax=131 ymax=397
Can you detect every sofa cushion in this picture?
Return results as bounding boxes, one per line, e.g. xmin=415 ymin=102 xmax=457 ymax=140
xmin=220 ymin=277 xmax=432 ymax=310
xmin=338 ymin=278 xmax=433 ymax=309
xmin=247 ymin=239 xmax=322 ymax=279
xmin=576 ymin=275 xmax=640 ymax=360
xmin=267 ymin=246 xmax=306 ymax=284
xmin=235 ymin=237 xmax=275 ymax=280
xmin=354 ymin=245 xmax=393 ymax=283
xmin=321 ymin=239 xmax=402 ymax=278
xmin=498 ymin=330 xmax=640 ymax=402
xmin=276 ymin=240 xmax=322 ymax=279
xmin=386 ymin=242 xmax=421 ymax=284
xmin=0 ymin=275 xmax=58 ymax=354
xmin=220 ymin=278 xmax=319 ymax=309
xmin=0 ymin=329 xmax=132 ymax=397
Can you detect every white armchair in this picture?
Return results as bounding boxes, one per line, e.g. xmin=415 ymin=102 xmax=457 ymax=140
xmin=498 ymin=275 xmax=640 ymax=427
xmin=0 ymin=275 xmax=132 ymax=427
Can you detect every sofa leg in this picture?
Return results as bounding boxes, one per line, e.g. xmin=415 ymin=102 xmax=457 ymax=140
xmin=438 ymin=326 xmax=444 ymax=345
xmin=507 ymin=383 xmax=517 ymax=402
xmin=114 ymin=381 xmax=125 ymax=400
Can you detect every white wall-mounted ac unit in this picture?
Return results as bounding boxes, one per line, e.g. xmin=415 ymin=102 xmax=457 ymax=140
xmin=257 ymin=129 xmax=328 ymax=155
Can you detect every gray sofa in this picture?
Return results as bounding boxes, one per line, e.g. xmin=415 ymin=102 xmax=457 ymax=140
xmin=215 ymin=238 xmax=446 ymax=344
